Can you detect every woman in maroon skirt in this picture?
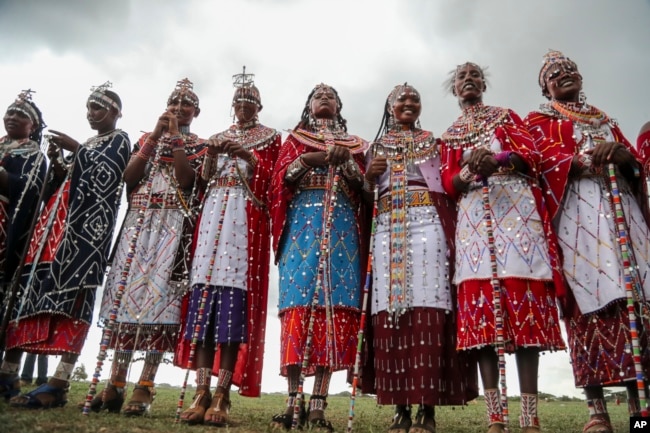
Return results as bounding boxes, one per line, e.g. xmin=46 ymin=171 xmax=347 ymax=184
xmin=362 ymin=83 xmax=477 ymax=433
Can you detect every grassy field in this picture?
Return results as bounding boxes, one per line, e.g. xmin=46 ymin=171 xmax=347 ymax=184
xmin=0 ymin=382 xmax=631 ymax=433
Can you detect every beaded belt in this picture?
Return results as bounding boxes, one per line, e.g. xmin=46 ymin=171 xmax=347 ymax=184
xmin=207 ymin=176 xmax=243 ymax=188
xmin=131 ymin=193 xmax=181 ymax=209
xmin=299 ymin=171 xmax=353 ymax=200
xmin=467 ymin=173 xmax=528 ymax=191
xmin=377 ymin=190 xmax=435 ymax=214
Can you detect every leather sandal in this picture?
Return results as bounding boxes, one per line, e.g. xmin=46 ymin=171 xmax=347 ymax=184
xmin=270 ymin=399 xmax=307 ymax=430
xmin=410 ymin=405 xmax=436 ymax=433
xmin=78 ymin=384 xmax=125 ymax=413
xmin=0 ymin=375 xmax=20 ymax=401
xmin=9 ymin=383 xmax=68 ymax=409
xmin=123 ymin=385 xmax=154 ymax=417
xmin=583 ymin=416 xmax=613 ymax=433
xmin=180 ymin=388 xmax=212 ymax=425
xmin=204 ymin=391 xmax=231 ymax=427
xmin=388 ymin=405 xmax=412 ymax=433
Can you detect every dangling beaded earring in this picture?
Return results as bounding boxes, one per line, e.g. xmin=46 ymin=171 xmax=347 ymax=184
xmin=579 ymin=91 xmax=587 ymax=105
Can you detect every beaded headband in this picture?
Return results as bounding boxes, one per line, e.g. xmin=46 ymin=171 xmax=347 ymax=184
xmin=538 ymin=49 xmax=578 ymax=88
xmin=88 ymin=81 xmax=121 ymax=114
xmin=232 ymin=66 xmax=262 ymax=108
xmin=168 ymin=78 xmax=199 ymax=108
xmin=310 ymin=83 xmax=341 ymax=110
xmin=7 ymin=89 xmax=39 ymax=124
xmin=387 ymin=83 xmax=419 ymax=107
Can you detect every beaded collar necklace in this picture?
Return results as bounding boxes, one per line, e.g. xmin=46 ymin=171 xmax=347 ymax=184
xmin=212 ymin=121 xmax=277 ymax=150
xmin=441 ymin=102 xmax=509 ymax=150
xmin=84 ymin=129 xmax=119 ymax=149
xmin=375 ymin=128 xmax=437 ymax=162
xmin=549 ymin=100 xmax=609 ymax=127
xmin=291 ymin=121 xmax=367 ymax=154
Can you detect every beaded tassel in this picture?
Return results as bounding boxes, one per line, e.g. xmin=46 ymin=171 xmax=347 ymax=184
xmin=83 ymin=135 xmax=163 ymax=415
xmin=175 ymin=159 xmax=238 ymax=423
xmin=607 ymin=162 xmax=648 ymax=416
xmin=293 ymin=162 xmax=340 ymax=430
xmin=347 ymin=180 xmax=379 ymax=433
xmin=482 ymin=178 xmax=509 ymax=430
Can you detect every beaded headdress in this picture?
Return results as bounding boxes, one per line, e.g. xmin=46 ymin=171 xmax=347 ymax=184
xmin=387 ymin=83 xmax=419 ymax=107
xmin=310 ymin=83 xmax=341 ymax=111
xmin=538 ymin=49 xmax=578 ymax=88
xmin=88 ymin=81 xmax=121 ymax=114
xmin=232 ymin=66 xmax=262 ymax=109
xmin=386 ymin=83 xmax=421 ymax=128
xmin=7 ymin=89 xmax=40 ymax=124
xmin=168 ymin=78 xmax=199 ymax=108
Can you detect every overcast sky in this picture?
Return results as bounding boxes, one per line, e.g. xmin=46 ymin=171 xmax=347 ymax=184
xmin=2 ymin=0 xmax=649 ymax=400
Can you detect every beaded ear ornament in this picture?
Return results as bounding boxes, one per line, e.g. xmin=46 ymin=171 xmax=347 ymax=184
xmin=88 ymin=81 xmax=121 ymax=115
xmin=8 ymin=89 xmax=39 ymax=123
xmin=168 ymin=78 xmax=199 ymax=108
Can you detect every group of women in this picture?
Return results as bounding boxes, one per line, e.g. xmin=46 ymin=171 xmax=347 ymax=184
xmin=0 ymin=49 xmax=648 ymax=433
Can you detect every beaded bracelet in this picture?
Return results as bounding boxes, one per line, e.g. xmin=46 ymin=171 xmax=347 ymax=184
xmin=576 ymin=153 xmax=593 ymax=169
xmin=285 ymin=156 xmax=311 ymax=182
xmin=494 ymin=151 xmax=515 ymax=171
xmin=342 ymin=158 xmax=363 ymax=182
xmin=459 ymin=164 xmax=475 ymax=183
xmin=363 ymin=178 xmax=376 ymax=193
xmin=169 ymin=135 xmax=183 ymax=148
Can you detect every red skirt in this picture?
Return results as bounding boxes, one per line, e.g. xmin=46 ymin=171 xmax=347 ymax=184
xmin=7 ymin=292 xmax=90 ymax=355
xmin=456 ymin=278 xmax=565 ymax=351
xmin=563 ymin=294 xmax=650 ymax=387
xmin=279 ymin=307 xmax=359 ymax=376
xmin=371 ymin=308 xmax=478 ymax=406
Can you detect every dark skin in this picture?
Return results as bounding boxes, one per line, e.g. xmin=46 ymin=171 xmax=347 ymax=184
xmin=450 ymin=64 xmax=528 ymax=193
xmin=545 ymin=62 xmax=643 ymax=427
xmin=0 ymin=108 xmax=36 ymax=194
xmin=451 ymin=63 xmax=537 ymax=433
xmin=4 ymin=100 xmax=122 ymax=408
xmin=47 ymin=102 xmax=119 ymax=180
xmin=364 ymin=88 xmax=422 ymax=202
xmin=272 ymin=88 xmax=359 ymax=428
xmin=543 ymin=61 xmax=639 ymax=179
xmin=123 ymin=96 xmax=199 ymax=191
xmin=294 ymin=88 xmax=359 ymax=190
xmin=181 ymin=91 xmax=260 ymax=424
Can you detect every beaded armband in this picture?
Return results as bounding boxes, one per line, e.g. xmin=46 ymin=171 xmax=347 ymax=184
xmin=341 ymin=158 xmax=363 ymax=182
xmin=285 ymin=156 xmax=311 ymax=182
xmin=459 ymin=164 xmax=475 ymax=183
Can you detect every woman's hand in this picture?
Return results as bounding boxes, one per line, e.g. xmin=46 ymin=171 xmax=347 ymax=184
xmin=366 ymin=156 xmax=388 ymax=180
xmin=587 ymin=141 xmax=629 ymax=166
xmin=48 ymin=130 xmax=80 ymax=153
xmin=467 ymin=147 xmax=498 ymax=179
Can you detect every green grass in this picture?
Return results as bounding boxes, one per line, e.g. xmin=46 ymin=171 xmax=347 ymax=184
xmin=0 ymin=382 xmax=631 ymax=433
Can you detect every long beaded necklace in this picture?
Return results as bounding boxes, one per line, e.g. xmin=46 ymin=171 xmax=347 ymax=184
xmin=388 ymin=130 xmax=409 ymax=318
